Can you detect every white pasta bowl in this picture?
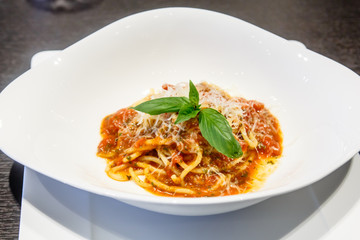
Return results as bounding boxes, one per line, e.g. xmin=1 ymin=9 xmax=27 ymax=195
xmin=1 ymin=8 xmax=360 ymax=216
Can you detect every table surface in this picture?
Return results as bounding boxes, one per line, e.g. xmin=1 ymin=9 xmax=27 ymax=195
xmin=1 ymin=0 xmax=359 ymax=239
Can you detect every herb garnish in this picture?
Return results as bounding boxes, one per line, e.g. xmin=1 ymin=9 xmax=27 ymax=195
xmin=131 ymin=81 xmax=243 ymax=158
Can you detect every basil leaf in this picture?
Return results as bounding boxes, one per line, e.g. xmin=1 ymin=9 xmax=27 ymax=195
xmin=188 ymin=80 xmax=199 ymax=106
xmin=199 ymin=108 xmax=243 ymax=158
xmin=174 ymin=102 xmax=200 ymax=124
xmin=132 ymin=97 xmax=189 ymax=115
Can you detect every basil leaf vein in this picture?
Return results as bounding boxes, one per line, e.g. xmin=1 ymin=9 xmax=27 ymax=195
xmin=189 ymin=80 xmax=199 ymax=106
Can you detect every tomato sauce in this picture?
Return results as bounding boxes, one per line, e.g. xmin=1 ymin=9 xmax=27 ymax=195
xmin=97 ymin=85 xmax=282 ymax=197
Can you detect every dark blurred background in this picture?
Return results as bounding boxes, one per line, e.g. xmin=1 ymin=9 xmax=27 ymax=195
xmin=0 ymin=0 xmax=359 ymax=238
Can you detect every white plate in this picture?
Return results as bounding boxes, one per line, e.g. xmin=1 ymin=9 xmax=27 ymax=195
xmin=19 ymin=52 xmax=360 ymax=240
xmin=19 ymin=156 xmax=360 ymax=239
xmin=1 ymin=8 xmax=360 ymax=216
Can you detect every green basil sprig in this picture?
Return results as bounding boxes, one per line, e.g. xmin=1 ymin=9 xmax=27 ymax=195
xmin=131 ymin=81 xmax=243 ymax=158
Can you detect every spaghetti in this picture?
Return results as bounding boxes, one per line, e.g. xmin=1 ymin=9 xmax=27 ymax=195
xmin=97 ymin=82 xmax=282 ymax=197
